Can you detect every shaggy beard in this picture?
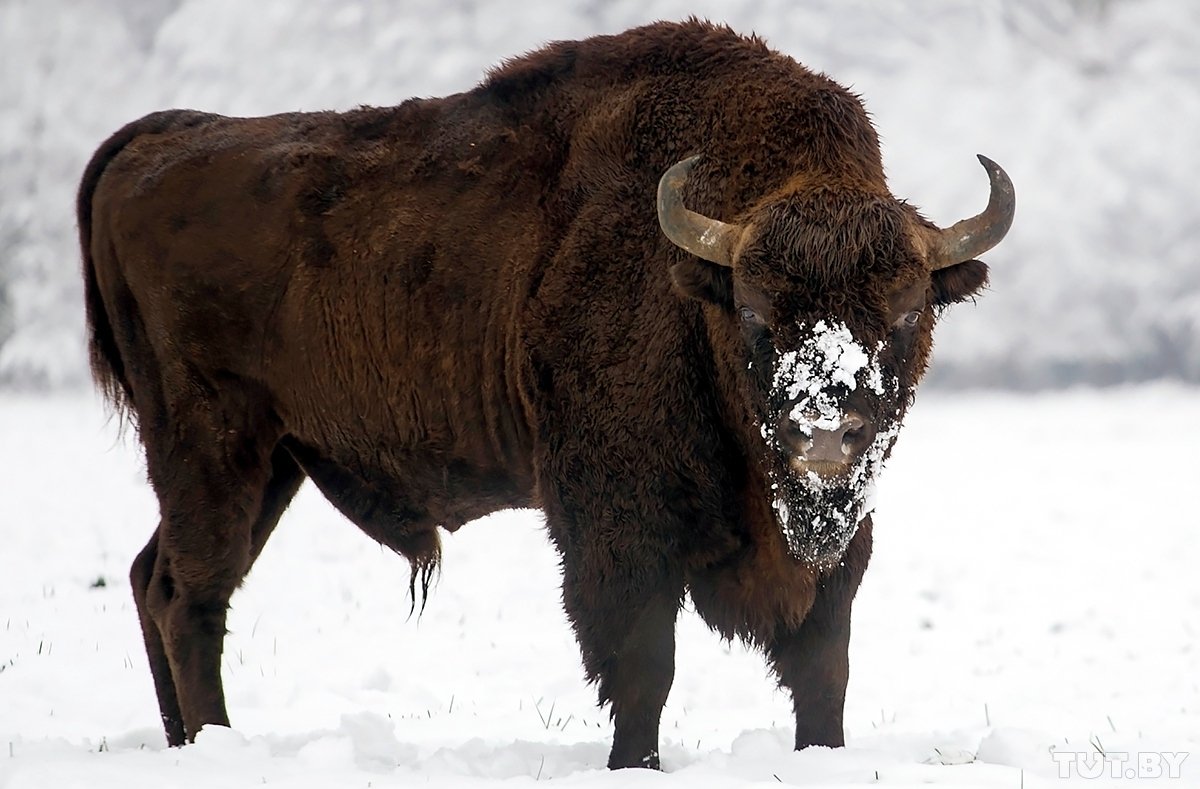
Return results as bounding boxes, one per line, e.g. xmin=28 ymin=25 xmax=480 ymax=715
xmin=765 ymin=410 xmax=902 ymax=569
xmin=769 ymin=459 xmax=871 ymax=568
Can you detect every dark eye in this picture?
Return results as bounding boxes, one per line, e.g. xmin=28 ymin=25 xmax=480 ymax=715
xmin=902 ymin=310 xmax=922 ymax=327
xmin=739 ymin=306 xmax=763 ymax=325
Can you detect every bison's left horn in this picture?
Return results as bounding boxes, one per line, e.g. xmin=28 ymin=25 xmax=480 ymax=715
xmin=929 ymin=155 xmax=1016 ymax=271
xmin=657 ymin=156 xmax=741 ymax=267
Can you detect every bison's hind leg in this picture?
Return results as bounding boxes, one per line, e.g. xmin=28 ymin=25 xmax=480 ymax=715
xmin=132 ymin=417 xmax=305 ymax=745
xmin=129 ymin=530 xmax=186 ymax=745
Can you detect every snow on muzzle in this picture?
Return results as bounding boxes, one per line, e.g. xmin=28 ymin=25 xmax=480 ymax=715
xmin=760 ymin=320 xmax=902 ymax=567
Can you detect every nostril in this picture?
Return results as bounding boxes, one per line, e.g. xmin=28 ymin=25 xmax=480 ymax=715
xmin=839 ymin=413 xmax=869 ymax=454
xmin=780 ymin=420 xmax=810 ymax=451
xmin=842 ymin=413 xmax=865 ymax=438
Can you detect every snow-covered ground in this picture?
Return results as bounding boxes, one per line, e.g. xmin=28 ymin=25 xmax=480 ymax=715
xmin=1 ymin=387 xmax=1196 ymax=787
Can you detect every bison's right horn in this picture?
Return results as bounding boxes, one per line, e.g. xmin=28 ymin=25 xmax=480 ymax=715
xmin=657 ymin=156 xmax=741 ymax=267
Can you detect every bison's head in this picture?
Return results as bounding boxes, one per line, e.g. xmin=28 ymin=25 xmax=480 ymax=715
xmin=658 ymin=155 xmax=1014 ymax=567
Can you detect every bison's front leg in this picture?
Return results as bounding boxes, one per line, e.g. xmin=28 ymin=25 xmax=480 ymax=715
xmin=766 ymin=519 xmax=873 ymax=749
xmin=555 ymin=531 xmax=684 ymax=769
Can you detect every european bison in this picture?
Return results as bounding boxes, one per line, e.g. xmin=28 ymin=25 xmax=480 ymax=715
xmin=79 ymin=20 xmax=1013 ymax=769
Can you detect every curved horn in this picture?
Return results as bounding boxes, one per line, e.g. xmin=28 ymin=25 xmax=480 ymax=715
xmin=657 ymin=156 xmax=741 ymax=267
xmin=929 ymin=154 xmax=1016 ymax=271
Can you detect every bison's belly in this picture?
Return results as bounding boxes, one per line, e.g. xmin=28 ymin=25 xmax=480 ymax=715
xmin=282 ymin=435 xmax=536 ymax=543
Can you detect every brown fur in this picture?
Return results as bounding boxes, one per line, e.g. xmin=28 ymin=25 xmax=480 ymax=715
xmin=81 ymin=20 xmax=990 ymax=769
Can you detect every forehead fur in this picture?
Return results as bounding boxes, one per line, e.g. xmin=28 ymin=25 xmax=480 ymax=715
xmin=739 ymin=186 xmax=923 ymax=304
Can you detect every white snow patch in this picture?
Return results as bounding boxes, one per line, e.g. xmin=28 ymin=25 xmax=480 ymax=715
xmin=773 ymin=321 xmax=882 ymax=431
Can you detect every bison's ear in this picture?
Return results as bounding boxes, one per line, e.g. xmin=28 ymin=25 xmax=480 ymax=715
xmin=670 ymin=260 xmax=734 ymax=307
xmin=931 ymin=259 xmax=989 ymax=306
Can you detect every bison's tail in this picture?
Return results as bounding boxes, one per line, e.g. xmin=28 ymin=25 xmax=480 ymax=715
xmin=78 ymin=110 xmax=208 ymax=429
xmin=79 ymin=121 xmax=139 ymax=426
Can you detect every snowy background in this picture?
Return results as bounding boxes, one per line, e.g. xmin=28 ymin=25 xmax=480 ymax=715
xmin=1 ymin=0 xmax=1199 ymax=388
xmin=3 ymin=2 xmax=1199 ymax=787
